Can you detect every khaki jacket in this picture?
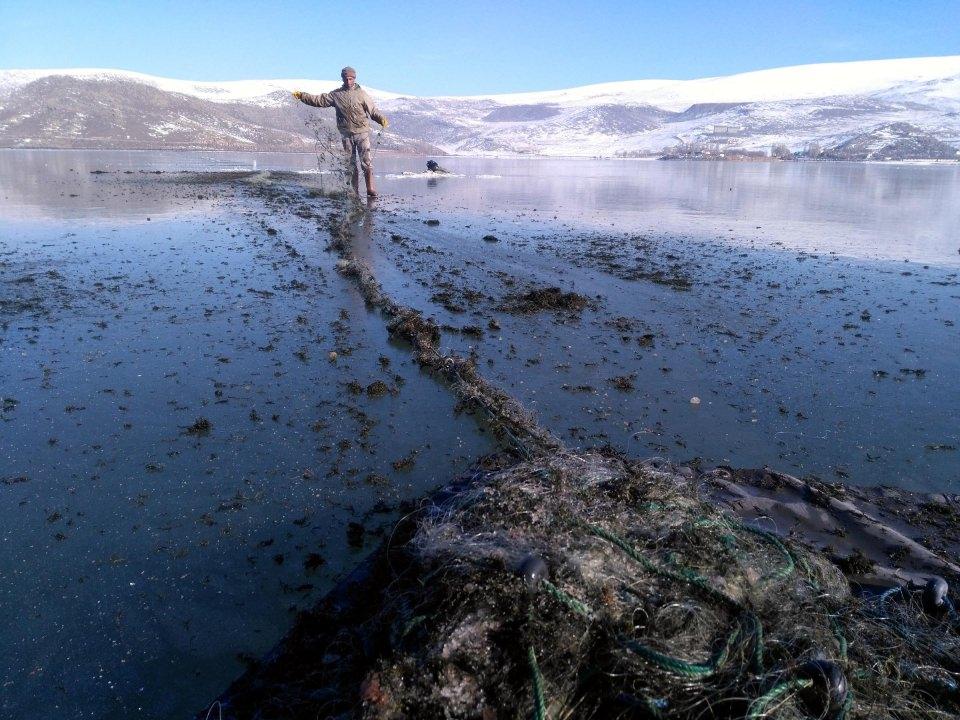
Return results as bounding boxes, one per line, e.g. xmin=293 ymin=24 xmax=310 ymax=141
xmin=299 ymin=84 xmax=386 ymax=136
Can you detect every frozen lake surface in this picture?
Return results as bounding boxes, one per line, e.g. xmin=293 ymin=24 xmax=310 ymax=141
xmin=4 ymin=149 xmax=959 ymax=264
xmin=0 ymin=150 xmax=957 ymax=718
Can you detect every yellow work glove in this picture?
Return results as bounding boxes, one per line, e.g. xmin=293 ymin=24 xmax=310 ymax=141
xmin=292 ymin=90 xmax=303 ymax=101
xmin=380 ymin=117 xmax=389 ymax=129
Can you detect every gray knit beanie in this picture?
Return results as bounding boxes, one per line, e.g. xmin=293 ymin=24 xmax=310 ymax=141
xmin=341 ymin=66 xmax=357 ymax=79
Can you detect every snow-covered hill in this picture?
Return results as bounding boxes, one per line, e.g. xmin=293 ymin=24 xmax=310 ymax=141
xmin=0 ymin=69 xmax=402 ymax=107
xmin=0 ymin=71 xmax=433 ymax=154
xmin=2 ymin=57 xmax=959 ymax=158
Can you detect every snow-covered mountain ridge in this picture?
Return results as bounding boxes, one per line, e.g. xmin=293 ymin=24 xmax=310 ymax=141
xmin=0 ymin=69 xmax=405 ymax=106
xmin=450 ymin=55 xmax=960 ymax=109
xmin=2 ymin=56 xmax=959 ymax=158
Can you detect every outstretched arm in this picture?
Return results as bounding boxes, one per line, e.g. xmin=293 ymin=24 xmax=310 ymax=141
xmin=293 ymin=91 xmax=333 ymax=108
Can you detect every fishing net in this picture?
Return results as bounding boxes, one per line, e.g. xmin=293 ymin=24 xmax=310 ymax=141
xmin=210 ymin=181 xmax=959 ymax=720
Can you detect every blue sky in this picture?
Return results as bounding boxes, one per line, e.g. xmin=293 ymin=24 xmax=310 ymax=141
xmin=1 ymin=0 xmax=958 ymax=95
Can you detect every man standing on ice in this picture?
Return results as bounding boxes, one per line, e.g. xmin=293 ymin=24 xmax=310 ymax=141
xmin=292 ymin=66 xmax=389 ymax=198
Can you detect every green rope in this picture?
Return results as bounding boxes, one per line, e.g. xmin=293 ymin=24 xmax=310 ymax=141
xmin=829 ymin=614 xmax=848 ymax=662
xmin=747 ymin=677 xmax=814 ymax=718
xmin=735 ymin=522 xmax=797 ymax=583
xmin=528 ymin=645 xmax=548 ymax=720
xmin=620 ymin=622 xmax=741 ymax=678
xmin=580 ymin=521 xmax=739 ymax=610
xmin=584 ymin=522 xmax=764 ymax=663
xmin=745 ymin=610 xmax=765 ymax=673
xmin=695 ymin=517 xmax=797 ymax=584
xmin=578 ymin=521 xmax=767 ymax=676
xmin=543 ymin=574 xmax=742 ymax=679
xmin=838 ymin=688 xmax=855 ymax=719
xmin=542 ymin=580 xmax=592 ymax=619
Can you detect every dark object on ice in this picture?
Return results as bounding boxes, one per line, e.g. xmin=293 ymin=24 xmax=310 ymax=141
xmin=835 ymin=547 xmax=876 ymax=576
xmin=304 ymin=553 xmax=325 ymax=570
xmin=922 ymin=576 xmax=949 ymax=615
xmin=482 ymin=234 xmax=499 ymax=242
xmin=366 ymin=380 xmax=389 ymax=397
xmin=185 ymin=417 xmax=212 ymax=435
xmin=517 ymin=553 xmax=549 ymax=589
xmin=426 ymin=160 xmax=450 ymax=174
xmin=797 ymin=660 xmax=848 ymax=718
xmin=500 ymin=286 xmax=590 ymax=314
xmin=346 ymin=522 xmax=365 ymax=547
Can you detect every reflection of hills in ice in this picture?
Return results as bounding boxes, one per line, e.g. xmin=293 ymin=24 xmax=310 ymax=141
xmin=2 ymin=150 xmax=959 ymax=266
xmin=382 ymin=156 xmax=960 ymax=266
xmin=0 ymin=150 xmax=212 ymax=221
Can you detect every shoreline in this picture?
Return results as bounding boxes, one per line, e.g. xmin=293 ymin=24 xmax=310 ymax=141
xmin=3 ymin=146 xmax=960 ymax=165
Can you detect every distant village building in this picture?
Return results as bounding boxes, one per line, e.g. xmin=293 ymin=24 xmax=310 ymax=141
xmin=705 ymin=124 xmax=743 ymax=137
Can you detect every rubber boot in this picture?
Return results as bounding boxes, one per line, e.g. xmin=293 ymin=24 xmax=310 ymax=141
xmin=365 ymin=167 xmax=378 ymax=197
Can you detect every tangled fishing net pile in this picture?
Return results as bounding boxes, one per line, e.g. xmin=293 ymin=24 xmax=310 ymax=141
xmin=218 ymin=452 xmax=959 ymax=720
xmin=335 ymin=452 xmax=957 ymax=720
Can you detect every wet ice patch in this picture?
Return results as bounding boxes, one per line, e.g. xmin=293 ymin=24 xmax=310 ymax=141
xmin=384 ymin=171 xmax=466 ymax=179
